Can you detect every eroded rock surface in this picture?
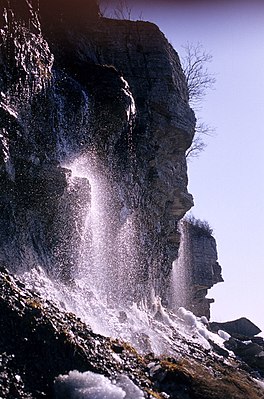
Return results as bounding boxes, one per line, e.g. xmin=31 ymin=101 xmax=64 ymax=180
xmin=0 ymin=0 xmax=194 ymax=298
xmin=173 ymin=219 xmax=223 ymax=319
xmin=1 ymin=267 xmax=264 ymax=399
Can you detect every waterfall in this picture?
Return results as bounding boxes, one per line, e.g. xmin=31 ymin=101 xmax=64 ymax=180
xmin=16 ymin=147 xmax=182 ymax=353
xmin=0 ymin=9 xmax=237 ymax=390
xmin=63 ymin=151 xmax=143 ymax=307
xmin=170 ymin=220 xmax=191 ymax=311
xmin=0 ymin=6 xmax=205 ymax=354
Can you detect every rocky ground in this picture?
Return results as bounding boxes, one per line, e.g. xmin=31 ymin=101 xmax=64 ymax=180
xmin=0 ymin=266 xmax=263 ymax=399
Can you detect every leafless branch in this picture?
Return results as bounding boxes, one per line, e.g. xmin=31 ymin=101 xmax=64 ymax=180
xmin=99 ymin=0 xmax=134 ymax=20
xmin=182 ymin=42 xmax=216 ymax=109
xmin=182 ymin=43 xmax=216 ymax=159
xmin=113 ymin=0 xmax=133 ymax=20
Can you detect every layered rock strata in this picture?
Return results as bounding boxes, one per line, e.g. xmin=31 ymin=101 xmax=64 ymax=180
xmin=0 ymin=0 xmax=195 ymax=300
xmin=177 ymin=219 xmax=223 ymax=319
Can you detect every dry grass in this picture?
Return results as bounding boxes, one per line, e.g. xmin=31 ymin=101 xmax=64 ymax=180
xmin=159 ymin=357 xmax=264 ymax=399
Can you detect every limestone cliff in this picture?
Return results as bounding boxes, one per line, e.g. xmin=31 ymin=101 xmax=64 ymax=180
xmin=178 ymin=218 xmax=223 ymax=319
xmin=0 ymin=0 xmax=195 ymax=299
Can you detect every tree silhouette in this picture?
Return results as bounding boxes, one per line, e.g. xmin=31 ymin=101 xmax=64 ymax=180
xmin=182 ymin=42 xmax=216 ymax=159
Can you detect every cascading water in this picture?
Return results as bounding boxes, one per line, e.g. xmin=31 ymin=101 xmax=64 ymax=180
xmin=19 ymin=147 xmax=219 ymax=356
xmin=57 ymin=74 xmax=144 ymax=308
xmin=2 ymin=8 xmax=253 ymax=398
xmin=0 ymin=3 xmax=226 ymax=360
xmin=170 ymin=220 xmax=191 ymax=312
xmin=15 ymin=72 xmax=164 ymax=349
xmin=62 ymin=153 xmax=136 ymax=304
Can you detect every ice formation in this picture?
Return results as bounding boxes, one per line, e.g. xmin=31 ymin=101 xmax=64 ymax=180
xmin=54 ymin=370 xmax=144 ymax=399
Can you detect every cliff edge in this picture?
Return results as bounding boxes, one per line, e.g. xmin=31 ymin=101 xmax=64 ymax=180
xmin=0 ymin=0 xmax=195 ymax=300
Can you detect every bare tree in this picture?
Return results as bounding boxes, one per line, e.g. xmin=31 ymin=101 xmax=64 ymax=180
xmin=98 ymin=0 xmax=110 ymax=17
xmin=185 ymin=121 xmax=215 ymax=158
xmin=182 ymin=42 xmax=216 ymax=109
xmin=113 ymin=0 xmax=133 ymax=20
xmin=182 ymin=43 xmax=216 ymax=159
xmin=99 ymin=0 xmax=134 ymax=20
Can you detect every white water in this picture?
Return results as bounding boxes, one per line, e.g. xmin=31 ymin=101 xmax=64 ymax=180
xmin=170 ymin=220 xmax=191 ymax=312
xmin=64 ymin=154 xmax=142 ymax=306
xmin=19 ymin=152 xmax=229 ymax=356
xmin=10 ymin=67 xmax=229 ymax=357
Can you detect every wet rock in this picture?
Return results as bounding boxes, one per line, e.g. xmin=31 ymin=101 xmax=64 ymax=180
xmin=0 ymin=0 xmax=194 ymax=302
xmin=173 ymin=219 xmax=223 ymax=319
xmin=252 ymin=336 xmax=264 ymax=347
xmin=111 ymin=343 xmax=125 ymax=354
xmin=0 ymin=267 xmax=149 ymax=397
xmin=210 ymin=318 xmax=262 ymax=340
xmin=154 ymin=357 xmax=264 ymax=399
xmin=0 ymin=267 xmax=264 ymax=398
xmin=207 ymin=339 xmax=229 ymax=358
xmin=225 ymin=338 xmax=264 ymax=377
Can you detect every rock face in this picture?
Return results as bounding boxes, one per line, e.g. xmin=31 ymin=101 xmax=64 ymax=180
xmin=211 ymin=318 xmax=262 ymax=340
xmin=210 ymin=318 xmax=264 ymax=378
xmin=175 ymin=219 xmax=223 ymax=319
xmin=0 ymin=0 xmax=195 ymax=300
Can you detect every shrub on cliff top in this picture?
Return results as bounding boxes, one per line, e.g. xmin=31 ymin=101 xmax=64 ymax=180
xmin=185 ymin=214 xmax=213 ymax=237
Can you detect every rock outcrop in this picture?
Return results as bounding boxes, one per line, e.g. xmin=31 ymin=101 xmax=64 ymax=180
xmin=211 ymin=318 xmax=262 ymax=340
xmin=210 ymin=318 xmax=264 ymax=377
xmin=175 ymin=218 xmax=223 ymax=319
xmin=0 ymin=0 xmax=194 ymax=299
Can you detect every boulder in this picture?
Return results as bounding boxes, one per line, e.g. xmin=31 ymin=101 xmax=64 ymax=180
xmin=210 ymin=318 xmax=262 ymax=340
xmin=225 ymin=338 xmax=264 ymax=377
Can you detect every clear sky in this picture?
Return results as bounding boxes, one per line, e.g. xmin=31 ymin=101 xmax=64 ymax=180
xmin=102 ymin=1 xmax=264 ymax=335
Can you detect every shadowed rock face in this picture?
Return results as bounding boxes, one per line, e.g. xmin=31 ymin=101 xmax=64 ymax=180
xmin=0 ymin=0 xmax=100 ymax=28
xmin=211 ymin=318 xmax=262 ymax=340
xmin=176 ymin=220 xmax=223 ymax=319
xmin=39 ymin=0 xmax=100 ymax=23
xmin=0 ymin=0 xmax=195 ymax=297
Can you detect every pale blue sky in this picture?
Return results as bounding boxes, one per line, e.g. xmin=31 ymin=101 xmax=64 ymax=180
xmin=103 ymin=1 xmax=264 ymax=334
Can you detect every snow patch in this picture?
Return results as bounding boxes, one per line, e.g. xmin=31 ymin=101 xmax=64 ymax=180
xmin=178 ymin=307 xmax=197 ymax=328
xmin=116 ymin=375 xmax=145 ymax=399
xmin=176 ymin=307 xmax=231 ymax=351
xmin=200 ymin=316 xmax=209 ymax=325
xmin=54 ymin=370 xmax=144 ymax=399
xmin=218 ymin=329 xmax=231 ymax=341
